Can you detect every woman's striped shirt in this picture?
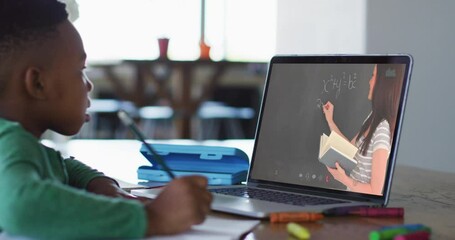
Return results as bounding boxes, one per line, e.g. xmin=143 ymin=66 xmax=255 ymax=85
xmin=350 ymin=119 xmax=391 ymax=184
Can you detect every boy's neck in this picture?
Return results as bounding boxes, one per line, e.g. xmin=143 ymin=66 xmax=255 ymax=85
xmin=0 ymin=102 xmax=43 ymax=138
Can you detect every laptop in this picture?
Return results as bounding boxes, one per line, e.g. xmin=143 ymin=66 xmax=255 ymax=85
xmin=132 ymin=54 xmax=413 ymax=218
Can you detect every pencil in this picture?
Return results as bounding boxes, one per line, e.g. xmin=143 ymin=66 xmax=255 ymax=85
xmin=117 ymin=110 xmax=176 ymax=179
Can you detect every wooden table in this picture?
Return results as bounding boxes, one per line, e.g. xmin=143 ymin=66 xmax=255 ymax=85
xmin=91 ymin=60 xmax=266 ymax=139
xmin=61 ymin=139 xmax=455 ymax=239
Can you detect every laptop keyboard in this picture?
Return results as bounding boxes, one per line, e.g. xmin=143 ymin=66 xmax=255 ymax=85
xmin=210 ymin=187 xmax=347 ymax=206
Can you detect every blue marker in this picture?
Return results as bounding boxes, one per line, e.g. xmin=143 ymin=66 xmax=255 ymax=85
xmin=380 ymin=224 xmax=426 ymax=231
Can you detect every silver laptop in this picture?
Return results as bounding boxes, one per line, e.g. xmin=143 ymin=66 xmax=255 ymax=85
xmin=132 ymin=54 xmax=413 ymax=218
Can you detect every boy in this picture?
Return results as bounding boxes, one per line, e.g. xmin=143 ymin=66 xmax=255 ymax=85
xmin=0 ymin=0 xmax=212 ymax=239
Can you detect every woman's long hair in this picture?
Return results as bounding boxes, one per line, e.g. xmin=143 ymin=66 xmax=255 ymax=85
xmin=356 ymin=64 xmax=405 ymax=155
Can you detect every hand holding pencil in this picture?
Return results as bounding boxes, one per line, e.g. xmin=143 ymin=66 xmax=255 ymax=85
xmin=144 ymin=176 xmax=213 ymax=236
xmin=117 ymin=110 xmax=213 ymax=236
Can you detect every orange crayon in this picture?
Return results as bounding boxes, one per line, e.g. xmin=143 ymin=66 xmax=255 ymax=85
xmin=270 ymin=212 xmax=324 ymax=223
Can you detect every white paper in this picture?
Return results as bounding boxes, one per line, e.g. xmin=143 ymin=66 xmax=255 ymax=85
xmin=148 ymin=216 xmax=260 ymax=240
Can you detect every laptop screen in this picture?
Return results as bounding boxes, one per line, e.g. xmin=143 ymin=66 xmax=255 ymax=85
xmin=249 ymin=55 xmax=412 ymax=197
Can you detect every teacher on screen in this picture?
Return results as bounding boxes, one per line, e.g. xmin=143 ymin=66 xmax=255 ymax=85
xmin=322 ymin=64 xmax=405 ymax=195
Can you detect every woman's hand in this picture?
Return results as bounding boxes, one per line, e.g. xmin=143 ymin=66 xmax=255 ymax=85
xmin=322 ymin=101 xmax=335 ymax=127
xmin=326 ymin=162 xmax=348 ymax=184
xmin=322 ymin=101 xmax=334 ymax=122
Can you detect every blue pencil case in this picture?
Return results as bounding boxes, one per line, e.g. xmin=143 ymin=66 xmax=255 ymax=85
xmin=138 ymin=143 xmax=250 ymax=185
xmin=137 ymin=166 xmax=248 ymax=185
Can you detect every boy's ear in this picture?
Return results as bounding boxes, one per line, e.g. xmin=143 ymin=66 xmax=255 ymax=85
xmin=24 ymin=67 xmax=48 ymax=100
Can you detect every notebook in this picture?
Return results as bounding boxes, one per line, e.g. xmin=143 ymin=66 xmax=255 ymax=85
xmin=132 ymin=54 xmax=413 ymax=218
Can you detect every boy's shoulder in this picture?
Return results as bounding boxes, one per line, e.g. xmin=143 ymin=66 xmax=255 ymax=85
xmin=0 ymin=118 xmax=35 ymax=141
xmin=0 ymin=118 xmax=47 ymax=159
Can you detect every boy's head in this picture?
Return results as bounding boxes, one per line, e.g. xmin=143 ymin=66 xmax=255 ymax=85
xmin=0 ymin=0 xmax=93 ymax=137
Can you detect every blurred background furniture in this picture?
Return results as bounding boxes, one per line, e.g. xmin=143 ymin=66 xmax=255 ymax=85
xmin=87 ymin=59 xmax=266 ymax=139
xmin=196 ymin=101 xmax=255 ymax=140
xmin=78 ymin=99 xmax=137 ymax=139
xmin=138 ymin=106 xmax=175 ymax=139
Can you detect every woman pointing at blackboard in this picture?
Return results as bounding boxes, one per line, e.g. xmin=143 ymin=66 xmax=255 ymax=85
xmin=322 ymin=64 xmax=404 ymax=195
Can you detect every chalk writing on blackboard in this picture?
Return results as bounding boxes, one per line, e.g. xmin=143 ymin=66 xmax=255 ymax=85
xmin=316 ymin=72 xmax=358 ymax=109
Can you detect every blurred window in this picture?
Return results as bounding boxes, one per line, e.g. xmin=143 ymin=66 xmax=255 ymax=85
xmin=74 ymin=0 xmax=277 ymax=62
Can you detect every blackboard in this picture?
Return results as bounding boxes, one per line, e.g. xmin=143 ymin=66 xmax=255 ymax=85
xmin=251 ymin=63 xmax=375 ymax=189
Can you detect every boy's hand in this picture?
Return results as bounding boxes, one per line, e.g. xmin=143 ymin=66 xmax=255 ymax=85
xmin=86 ymin=177 xmax=138 ymax=200
xmin=144 ymin=176 xmax=212 ymax=236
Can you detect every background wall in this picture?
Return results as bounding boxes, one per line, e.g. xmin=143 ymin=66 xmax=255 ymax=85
xmin=276 ymin=0 xmax=455 ymax=173
xmin=276 ymin=0 xmax=366 ymax=54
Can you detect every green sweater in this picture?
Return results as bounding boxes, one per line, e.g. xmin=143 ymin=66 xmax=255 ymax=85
xmin=0 ymin=118 xmax=146 ymax=239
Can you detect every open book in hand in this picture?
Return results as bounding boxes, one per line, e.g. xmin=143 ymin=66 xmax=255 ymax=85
xmin=319 ymin=131 xmax=359 ymax=175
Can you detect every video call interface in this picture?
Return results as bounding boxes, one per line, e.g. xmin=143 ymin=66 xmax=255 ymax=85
xmin=250 ymin=62 xmax=406 ymax=196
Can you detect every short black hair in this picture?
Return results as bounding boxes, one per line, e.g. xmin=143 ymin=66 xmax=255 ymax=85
xmin=0 ymin=0 xmax=68 ymax=57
